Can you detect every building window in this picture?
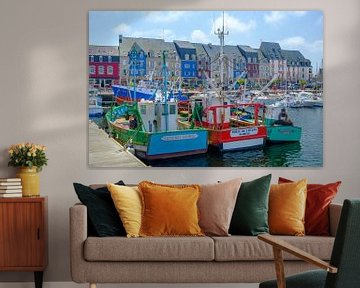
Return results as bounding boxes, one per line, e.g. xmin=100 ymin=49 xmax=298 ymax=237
xmin=107 ymin=66 xmax=113 ymax=75
xmin=99 ymin=55 xmax=103 ymax=62
xmin=89 ymin=65 xmax=95 ymax=75
xmin=185 ymin=54 xmax=189 ymax=60
xmin=169 ymin=104 xmax=176 ymax=115
xmin=98 ymin=66 xmax=104 ymax=75
xmin=90 ymin=55 xmax=94 ymax=63
xmin=248 ymin=57 xmax=251 ymax=63
xmin=108 ymin=56 xmax=112 ymax=63
xmin=184 ymin=64 xmax=190 ymax=69
xmin=140 ymin=105 xmax=146 ymax=115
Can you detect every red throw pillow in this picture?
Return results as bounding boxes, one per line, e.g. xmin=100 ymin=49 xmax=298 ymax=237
xmin=278 ymin=177 xmax=341 ymax=236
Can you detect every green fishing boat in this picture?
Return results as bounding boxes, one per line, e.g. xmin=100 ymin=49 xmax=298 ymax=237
xmin=264 ymin=106 xmax=302 ymax=143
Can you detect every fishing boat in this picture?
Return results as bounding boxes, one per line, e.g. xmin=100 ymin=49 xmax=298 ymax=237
xmin=178 ymin=91 xmax=267 ymax=152
xmin=89 ymin=88 xmax=104 ymax=118
xmin=106 ymin=101 xmax=208 ymax=160
xmin=112 ymin=80 xmax=188 ymax=103
xmin=298 ymin=91 xmax=323 ymax=107
xmin=106 ymin=52 xmax=208 ymax=160
xmin=264 ymin=105 xmax=301 ymax=143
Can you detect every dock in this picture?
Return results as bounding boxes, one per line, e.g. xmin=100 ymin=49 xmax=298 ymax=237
xmin=88 ymin=121 xmax=147 ymax=168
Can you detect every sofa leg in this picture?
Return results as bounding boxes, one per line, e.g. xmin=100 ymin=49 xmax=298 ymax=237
xmin=89 ymin=283 xmax=96 ymax=288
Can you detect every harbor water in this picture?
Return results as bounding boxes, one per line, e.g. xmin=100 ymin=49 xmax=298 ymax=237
xmin=93 ymin=107 xmax=323 ymax=167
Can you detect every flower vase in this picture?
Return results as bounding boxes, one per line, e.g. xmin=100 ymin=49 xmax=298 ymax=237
xmin=16 ymin=167 xmax=40 ymax=197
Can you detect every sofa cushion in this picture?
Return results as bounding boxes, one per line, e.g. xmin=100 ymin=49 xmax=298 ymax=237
xmin=107 ymin=184 xmax=142 ymax=238
xmin=279 ymin=177 xmax=341 ymax=236
xmin=139 ymin=181 xmax=203 ymax=237
xmin=212 ymin=235 xmax=334 ymax=261
xmin=198 ymin=178 xmax=242 ymax=236
xmin=84 ymin=236 xmax=214 ymax=261
xmin=73 ymin=181 xmax=126 ymax=237
xmin=269 ymin=179 xmax=307 ymax=236
xmin=229 ymin=174 xmax=271 ymax=236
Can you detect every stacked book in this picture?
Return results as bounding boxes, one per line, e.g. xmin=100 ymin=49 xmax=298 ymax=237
xmin=0 ymin=178 xmax=22 ymax=197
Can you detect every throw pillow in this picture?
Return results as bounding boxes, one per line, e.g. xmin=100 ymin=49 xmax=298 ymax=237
xmin=138 ymin=181 xmax=203 ymax=237
xmin=198 ymin=178 xmax=242 ymax=236
xmin=269 ymin=179 xmax=307 ymax=236
xmin=107 ymin=183 xmax=142 ymax=238
xmin=73 ymin=181 xmax=126 ymax=237
xmin=279 ymin=177 xmax=341 ymax=236
xmin=229 ymin=174 xmax=272 ymax=236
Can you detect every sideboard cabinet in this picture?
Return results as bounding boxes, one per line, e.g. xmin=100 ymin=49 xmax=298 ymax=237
xmin=0 ymin=197 xmax=47 ymax=288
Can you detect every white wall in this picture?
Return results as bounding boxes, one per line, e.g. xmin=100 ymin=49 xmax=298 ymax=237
xmin=0 ymin=0 xmax=359 ymax=283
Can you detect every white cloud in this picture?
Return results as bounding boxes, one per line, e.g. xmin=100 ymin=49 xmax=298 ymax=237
xmin=279 ymin=36 xmax=306 ymax=48
xmin=112 ymin=23 xmax=177 ymax=41
xmin=213 ymin=13 xmax=256 ymax=34
xmin=113 ymin=23 xmax=131 ymax=35
xmin=264 ymin=11 xmax=286 ymax=24
xmin=279 ymin=36 xmax=323 ymax=53
xmin=146 ymin=11 xmax=187 ymax=23
xmin=264 ymin=11 xmax=307 ymax=24
xmin=190 ymin=30 xmax=210 ymax=43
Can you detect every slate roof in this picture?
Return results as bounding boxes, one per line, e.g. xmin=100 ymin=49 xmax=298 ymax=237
xmin=191 ymin=42 xmax=209 ymax=58
xmin=202 ymin=43 xmax=221 ymax=58
xmin=118 ymin=37 xmax=171 ymax=57
xmin=281 ymin=50 xmax=311 ymax=66
xmin=88 ymin=46 xmax=119 ymax=56
xmin=174 ymin=40 xmax=196 ymax=60
xmin=260 ymin=42 xmax=283 ymax=60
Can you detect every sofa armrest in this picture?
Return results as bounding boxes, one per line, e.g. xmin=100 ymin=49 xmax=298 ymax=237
xmin=329 ymin=203 xmax=342 ymax=237
xmin=69 ymin=203 xmax=88 ymax=283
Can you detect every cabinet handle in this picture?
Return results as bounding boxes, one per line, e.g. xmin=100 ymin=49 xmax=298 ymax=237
xmin=37 ymin=228 xmax=40 ymax=240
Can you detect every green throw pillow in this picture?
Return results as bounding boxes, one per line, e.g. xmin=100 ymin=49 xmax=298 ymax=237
xmin=229 ymin=174 xmax=272 ymax=236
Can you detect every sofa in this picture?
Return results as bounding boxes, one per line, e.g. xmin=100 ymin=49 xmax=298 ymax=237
xmin=70 ymin=202 xmax=342 ymax=287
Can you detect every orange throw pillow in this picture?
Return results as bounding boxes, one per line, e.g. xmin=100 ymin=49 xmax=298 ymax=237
xmin=138 ymin=181 xmax=204 ymax=237
xmin=279 ymin=177 xmax=341 ymax=236
xmin=269 ymin=179 xmax=307 ymax=236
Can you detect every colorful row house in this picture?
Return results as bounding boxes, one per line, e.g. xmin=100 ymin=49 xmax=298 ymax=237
xmin=88 ymin=46 xmax=120 ymax=88
xmin=89 ymin=38 xmax=312 ymax=89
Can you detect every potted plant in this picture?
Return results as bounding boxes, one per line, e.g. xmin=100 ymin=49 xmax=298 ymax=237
xmin=8 ymin=143 xmax=48 ymax=197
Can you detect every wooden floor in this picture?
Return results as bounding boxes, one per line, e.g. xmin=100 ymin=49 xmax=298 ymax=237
xmin=88 ymin=121 xmax=147 ymax=168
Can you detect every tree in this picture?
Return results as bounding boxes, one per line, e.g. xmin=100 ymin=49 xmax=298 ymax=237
xmin=299 ymin=79 xmax=307 ymax=89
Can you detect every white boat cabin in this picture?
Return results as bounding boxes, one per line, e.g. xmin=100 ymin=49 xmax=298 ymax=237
xmin=138 ymin=100 xmax=178 ymax=132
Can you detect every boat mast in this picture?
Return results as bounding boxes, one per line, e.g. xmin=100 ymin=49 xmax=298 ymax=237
xmin=118 ymin=35 xmax=122 ymax=86
xmin=214 ymin=11 xmax=229 ymax=96
xmin=162 ymin=50 xmax=169 ymax=131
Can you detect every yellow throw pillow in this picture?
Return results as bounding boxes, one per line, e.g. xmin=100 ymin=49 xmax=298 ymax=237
xmin=138 ymin=181 xmax=204 ymax=237
xmin=269 ymin=179 xmax=307 ymax=236
xmin=107 ymin=183 xmax=142 ymax=238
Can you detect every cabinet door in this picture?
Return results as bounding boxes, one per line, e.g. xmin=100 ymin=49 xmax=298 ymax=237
xmin=0 ymin=202 xmax=45 ymax=268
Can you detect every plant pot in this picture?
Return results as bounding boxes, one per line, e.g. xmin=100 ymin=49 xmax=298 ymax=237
xmin=16 ymin=167 xmax=40 ymax=197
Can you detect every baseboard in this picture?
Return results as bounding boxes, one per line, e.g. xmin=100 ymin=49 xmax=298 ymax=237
xmin=0 ymin=282 xmax=259 ymax=288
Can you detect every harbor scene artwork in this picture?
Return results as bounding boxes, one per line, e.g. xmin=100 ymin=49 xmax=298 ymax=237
xmin=88 ymin=11 xmax=323 ymax=167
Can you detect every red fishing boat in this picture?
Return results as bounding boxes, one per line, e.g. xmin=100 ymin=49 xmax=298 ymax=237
xmin=178 ymin=91 xmax=267 ymax=152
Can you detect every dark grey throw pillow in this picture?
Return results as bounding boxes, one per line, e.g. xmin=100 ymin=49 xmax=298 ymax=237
xmin=73 ymin=181 xmax=126 ymax=237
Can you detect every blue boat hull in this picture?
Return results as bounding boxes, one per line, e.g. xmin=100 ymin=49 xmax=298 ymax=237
xmin=134 ymin=130 xmax=208 ymax=160
xmin=112 ymin=85 xmax=188 ymax=102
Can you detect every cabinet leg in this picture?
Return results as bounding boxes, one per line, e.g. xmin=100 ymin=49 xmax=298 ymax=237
xmin=34 ymin=271 xmax=43 ymax=288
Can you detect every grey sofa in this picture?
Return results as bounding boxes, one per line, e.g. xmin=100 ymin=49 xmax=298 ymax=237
xmin=70 ymin=203 xmax=342 ymax=288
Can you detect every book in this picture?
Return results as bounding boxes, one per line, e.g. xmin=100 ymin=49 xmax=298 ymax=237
xmin=0 ymin=182 xmax=22 ymax=186
xmin=0 ymin=193 xmax=22 ymax=198
xmin=0 ymin=178 xmax=21 ymax=182
xmin=0 ymin=185 xmax=22 ymax=193
xmin=0 ymin=188 xmax=22 ymax=193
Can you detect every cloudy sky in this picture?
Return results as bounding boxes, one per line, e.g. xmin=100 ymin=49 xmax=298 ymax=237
xmin=89 ymin=11 xmax=323 ymax=69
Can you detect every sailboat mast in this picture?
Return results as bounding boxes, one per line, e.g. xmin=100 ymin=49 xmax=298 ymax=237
xmin=214 ymin=11 xmax=229 ymax=94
